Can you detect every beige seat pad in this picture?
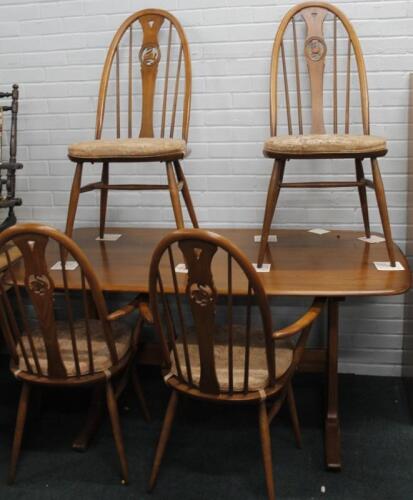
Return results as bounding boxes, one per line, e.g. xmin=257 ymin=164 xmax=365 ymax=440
xmin=264 ymin=134 xmax=386 ymax=157
xmin=171 ymin=326 xmax=293 ymax=393
xmin=17 ymin=319 xmax=131 ymax=377
xmin=68 ymin=137 xmax=187 ymax=161
xmin=0 ymin=244 xmax=21 ymax=271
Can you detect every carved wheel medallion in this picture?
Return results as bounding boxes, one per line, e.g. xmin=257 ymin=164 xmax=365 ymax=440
xmin=139 ymin=44 xmax=161 ymax=67
xmin=304 ymin=36 xmax=327 ymax=62
xmin=27 ymin=274 xmax=52 ymax=296
xmin=189 ymin=283 xmax=214 ymax=307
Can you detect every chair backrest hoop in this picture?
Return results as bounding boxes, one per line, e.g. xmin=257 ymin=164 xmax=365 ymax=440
xmin=95 ymin=8 xmax=192 ymax=142
xmin=270 ymin=1 xmax=370 ymax=136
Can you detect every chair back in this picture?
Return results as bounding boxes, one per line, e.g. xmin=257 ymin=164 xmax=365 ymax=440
xmin=95 ymin=9 xmax=191 ymax=142
xmin=0 ymin=224 xmax=120 ymax=380
xmin=149 ymin=229 xmax=276 ymax=396
xmin=270 ymin=1 xmax=369 ymax=136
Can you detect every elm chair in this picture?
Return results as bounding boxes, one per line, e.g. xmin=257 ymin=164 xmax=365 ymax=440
xmin=65 ymin=9 xmax=198 ymax=239
xmin=257 ymin=1 xmax=395 ymax=267
xmin=0 ymin=223 xmax=147 ymax=484
xmin=147 ymin=229 xmax=325 ymax=500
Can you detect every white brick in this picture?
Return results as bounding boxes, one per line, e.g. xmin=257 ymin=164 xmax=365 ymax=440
xmin=20 ymin=19 xmax=62 ymax=36
xmin=38 ymin=1 xmax=84 ymax=20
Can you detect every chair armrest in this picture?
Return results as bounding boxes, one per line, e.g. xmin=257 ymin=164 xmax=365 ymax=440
xmin=137 ymin=300 xmax=153 ymax=324
xmin=107 ymin=294 xmax=153 ymax=323
xmin=272 ymin=297 xmax=326 ymax=340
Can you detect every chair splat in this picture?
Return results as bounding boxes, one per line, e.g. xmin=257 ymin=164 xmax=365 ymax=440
xmin=301 ymin=7 xmax=328 ymax=134
xmin=138 ymin=14 xmax=165 ymax=138
xmin=15 ymin=235 xmax=66 ymax=378
xmin=179 ymin=239 xmax=220 ymax=394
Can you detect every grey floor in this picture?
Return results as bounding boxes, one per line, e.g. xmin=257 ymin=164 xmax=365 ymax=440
xmin=0 ymin=360 xmax=412 ymax=500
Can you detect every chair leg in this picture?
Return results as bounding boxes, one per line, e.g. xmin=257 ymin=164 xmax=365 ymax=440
xmin=371 ymin=158 xmax=396 ymax=266
xmin=173 ymin=160 xmax=199 ymax=228
xmin=257 ymin=159 xmax=285 ymax=267
xmin=258 ymin=401 xmax=275 ymax=500
xmin=65 ymin=162 xmax=83 ymax=238
xmin=8 ymin=382 xmax=30 ymax=484
xmin=106 ymin=381 xmax=128 ymax=484
xmin=286 ymin=382 xmax=302 ymax=449
xmin=132 ymin=366 xmax=151 ymax=422
xmin=166 ymin=162 xmax=185 ymax=229
xmin=148 ymin=390 xmax=179 ymax=492
xmin=355 ymin=159 xmax=371 ymax=238
xmin=99 ymin=162 xmax=109 ymax=239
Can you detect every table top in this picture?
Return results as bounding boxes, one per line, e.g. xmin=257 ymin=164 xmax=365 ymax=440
xmin=11 ymin=227 xmax=411 ymax=297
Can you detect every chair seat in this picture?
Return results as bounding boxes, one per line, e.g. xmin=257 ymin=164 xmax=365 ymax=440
xmin=263 ymin=134 xmax=387 ymax=158
xmin=17 ymin=319 xmax=131 ymax=377
xmin=0 ymin=244 xmax=21 ymax=271
xmin=68 ymin=137 xmax=188 ymax=161
xmin=171 ymin=326 xmax=293 ymax=393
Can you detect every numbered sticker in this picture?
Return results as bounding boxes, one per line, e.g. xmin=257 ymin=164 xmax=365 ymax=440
xmin=51 ymin=261 xmax=79 ymax=271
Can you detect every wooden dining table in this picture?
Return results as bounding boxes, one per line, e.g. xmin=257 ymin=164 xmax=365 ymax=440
xmin=11 ymin=226 xmax=411 ymax=470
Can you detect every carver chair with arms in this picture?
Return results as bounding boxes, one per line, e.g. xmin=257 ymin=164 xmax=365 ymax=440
xmin=147 ymin=228 xmax=325 ymax=500
xmin=257 ymin=1 xmax=395 ymax=267
xmin=0 ymin=223 xmax=148 ymax=484
xmin=65 ymin=9 xmax=198 ymax=239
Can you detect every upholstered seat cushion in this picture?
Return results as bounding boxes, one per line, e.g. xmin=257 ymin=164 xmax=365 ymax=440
xmin=170 ymin=326 xmax=293 ymax=393
xmin=0 ymin=244 xmax=21 ymax=271
xmin=17 ymin=319 xmax=131 ymax=377
xmin=68 ymin=137 xmax=187 ymax=161
xmin=264 ymin=134 xmax=387 ymax=157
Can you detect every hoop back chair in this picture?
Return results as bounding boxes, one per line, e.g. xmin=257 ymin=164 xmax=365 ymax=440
xmin=257 ymin=1 xmax=395 ymax=267
xmin=0 ymin=223 xmax=146 ymax=484
xmin=147 ymin=229 xmax=324 ymax=500
xmin=65 ymin=9 xmax=198 ymax=239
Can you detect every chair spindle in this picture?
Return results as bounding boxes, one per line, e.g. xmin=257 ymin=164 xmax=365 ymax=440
xmin=333 ymin=15 xmax=338 ymax=134
xmin=59 ymin=244 xmax=81 ymax=377
xmin=281 ymin=41 xmax=293 ymax=135
xmin=81 ymin=270 xmax=94 ymax=374
xmin=128 ymin=26 xmax=133 ymax=138
xmin=0 ymin=291 xmax=19 ymax=362
xmin=345 ymin=38 xmax=351 ymax=134
xmin=170 ymin=45 xmax=183 ymax=138
xmin=167 ymin=246 xmax=193 ymax=386
xmin=292 ymin=18 xmax=303 ymax=135
xmin=158 ymin=273 xmax=183 ymax=379
xmin=227 ymin=253 xmax=234 ymax=394
xmin=5 ymin=250 xmax=40 ymax=374
xmin=243 ymin=285 xmax=252 ymax=394
xmin=116 ymin=48 xmax=120 ymax=139
xmin=161 ymin=22 xmax=173 ymax=139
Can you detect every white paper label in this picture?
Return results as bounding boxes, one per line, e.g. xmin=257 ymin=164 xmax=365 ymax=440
xmin=308 ymin=228 xmax=330 ymax=235
xmin=358 ymin=235 xmax=386 ymax=244
xmin=175 ymin=263 xmax=188 ymax=274
xmin=95 ymin=233 xmax=122 ymax=241
xmin=254 ymin=234 xmax=277 ymax=243
xmin=374 ymin=261 xmax=404 ymax=271
xmin=51 ymin=260 xmax=79 ymax=271
xmin=253 ymin=263 xmax=271 ymax=272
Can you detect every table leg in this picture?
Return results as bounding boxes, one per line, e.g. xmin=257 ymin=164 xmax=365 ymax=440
xmin=72 ymin=359 xmax=135 ymax=451
xmin=325 ymin=297 xmax=341 ymax=470
xmin=72 ymin=385 xmax=105 ymax=452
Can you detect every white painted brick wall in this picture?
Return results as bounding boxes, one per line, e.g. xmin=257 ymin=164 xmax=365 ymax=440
xmin=0 ymin=0 xmax=411 ymax=376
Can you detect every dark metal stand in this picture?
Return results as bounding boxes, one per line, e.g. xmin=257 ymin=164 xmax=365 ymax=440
xmin=0 ymin=84 xmax=23 ymax=231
